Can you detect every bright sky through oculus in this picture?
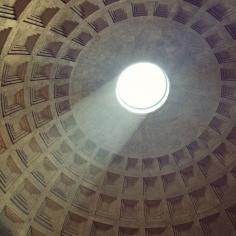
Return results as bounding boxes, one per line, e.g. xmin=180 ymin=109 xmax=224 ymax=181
xmin=116 ymin=62 xmax=170 ymax=114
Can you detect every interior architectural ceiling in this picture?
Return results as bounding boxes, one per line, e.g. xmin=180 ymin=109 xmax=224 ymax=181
xmin=1 ymin=0 xmax=236 ymax=235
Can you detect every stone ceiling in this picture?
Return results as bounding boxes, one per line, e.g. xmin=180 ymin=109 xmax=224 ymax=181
xmin=1 ymin=0 xmax=236 ymax=235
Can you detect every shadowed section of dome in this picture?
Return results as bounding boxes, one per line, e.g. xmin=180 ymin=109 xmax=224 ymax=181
xmin=0 ymin=0 xmax=236 ymax=236
xmin=0 ymin=220 xmax=13 ymax=236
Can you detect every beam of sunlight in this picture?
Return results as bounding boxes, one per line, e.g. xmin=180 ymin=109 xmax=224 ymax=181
xmin=73 ymin=79 xmax=146 ymax=155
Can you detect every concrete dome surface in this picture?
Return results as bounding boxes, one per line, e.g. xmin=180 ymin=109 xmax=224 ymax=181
xmin=1 ymin=0 xmax=236 ymax=235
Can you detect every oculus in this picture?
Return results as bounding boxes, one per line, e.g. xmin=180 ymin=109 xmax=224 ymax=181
xmin=116 ymin=62 xmax=170 ymax=114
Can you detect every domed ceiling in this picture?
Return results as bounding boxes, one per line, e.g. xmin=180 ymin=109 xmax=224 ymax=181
xmin=1 ymin=0 xmax=236 ymax=235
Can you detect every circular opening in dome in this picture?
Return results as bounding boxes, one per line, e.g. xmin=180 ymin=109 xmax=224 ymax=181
xmin=116 ymin=62 xmax=170 ymax=114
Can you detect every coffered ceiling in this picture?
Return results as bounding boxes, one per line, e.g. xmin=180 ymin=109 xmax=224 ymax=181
xmin=1 ymin=0 xmax=236 ymax=235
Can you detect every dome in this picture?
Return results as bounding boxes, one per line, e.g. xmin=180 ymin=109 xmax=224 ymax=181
xmin=0 ymin=0 xmax=236 ymax=235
